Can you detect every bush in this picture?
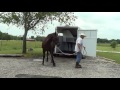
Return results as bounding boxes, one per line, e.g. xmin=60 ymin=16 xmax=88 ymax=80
xmin=110 ymin=41 xmax=117 ymax=49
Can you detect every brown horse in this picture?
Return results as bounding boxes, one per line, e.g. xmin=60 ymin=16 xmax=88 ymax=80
xmin=42 ymin=32 xmax=59 ymax=67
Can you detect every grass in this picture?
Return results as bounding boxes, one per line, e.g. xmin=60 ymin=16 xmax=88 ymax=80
xmin=97 ymin=52 xmax=120 ymax=64
xmin=97 ymin=43 xmax=120 ymax=52
xmin=97 ymin=46 xmax=120 ymax=52
xmin=24 ymin=48 xmax=43 ymax=58
xmin=97 ymin=43 xmax=120 ymax=64
xmin=0 ymin=40 xmax=42 ymax=57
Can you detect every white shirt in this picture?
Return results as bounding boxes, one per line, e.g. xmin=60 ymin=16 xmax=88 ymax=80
xmin=75 ymin=37 xmax=83 ymax=52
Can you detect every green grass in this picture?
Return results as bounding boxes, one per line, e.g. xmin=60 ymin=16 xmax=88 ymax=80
xmin=97 ymin=46 xmax=120 ymax=52
xmin=97 ymin=43 xmax=120 ymax=52
xmin=97 ymin=52 xmax=120 ymax=64
xmin=0 ymin=40 xmax=43 ymax=57
xmin=24 ymin=48 xmax=43 ymax=58
xmin=97 ymin=43 xmax=120 ymax=64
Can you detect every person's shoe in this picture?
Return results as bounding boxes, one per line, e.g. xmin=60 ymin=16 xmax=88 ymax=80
xmin=78 ymin=64 xmax=82 ymax=67
xmin=75 ymin=62 xmax=82 ymax=68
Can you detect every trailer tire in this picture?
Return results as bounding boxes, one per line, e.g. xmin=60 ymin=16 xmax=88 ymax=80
xmin=53 ymin=54 xmax=59 ymax=57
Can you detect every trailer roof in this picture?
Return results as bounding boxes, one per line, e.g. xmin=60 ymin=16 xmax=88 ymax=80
xmin=56 ymin=26 xmax=78 ymax=37
xmin=56 ymin=26 xmax=78 ymax=29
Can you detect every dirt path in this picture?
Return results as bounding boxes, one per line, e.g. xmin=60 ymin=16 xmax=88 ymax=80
xmin=0 ymin=57 xmax=120 ymax=78
xmin=97 ymin=50 xmax=120 ymax=53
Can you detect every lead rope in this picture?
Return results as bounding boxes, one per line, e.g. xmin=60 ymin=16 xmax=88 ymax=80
xmin=56 ymin=46 xmax=65 ymax=54
xmin=56 ymin=46 xmax=76 ymax=56
xmin=82 ymin=47 xmax=87 ymax=57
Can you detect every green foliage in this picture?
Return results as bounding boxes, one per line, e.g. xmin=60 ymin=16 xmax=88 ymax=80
xmin=110 ymin=41 xmax=117 ymax=49
xmin=97 ymin=38 xmax=120 ymax=44
xmin=35 ymin=36 xmax=45 ymax=41
xmin=0 ymin=31 xmax=22 ymax=40
xmin=97 ymin=38 xmax=110 ymax=43
xmin=31 ymin=36 xmax=34 ymax=39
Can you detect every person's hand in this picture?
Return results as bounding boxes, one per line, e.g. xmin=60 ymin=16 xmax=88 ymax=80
xmin=83 ymin=46 xmax=86 ymax=50
xmin=78 ymin=49 xmax=81 ymax=52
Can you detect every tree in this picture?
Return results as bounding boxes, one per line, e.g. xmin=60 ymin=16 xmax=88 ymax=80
xmin=116 ymin=39 xmax=120 ymax=44
xmin=31 ymin=36 xmax=34 ymax=39
xmin=0 ymin=12 xmax=77 ymax=53
xmin=36 ymin=36 xmax=45 ymax=41
xmin=0 ymin=31 xmax=2 ymax=40
xmin=110 ymin=41 xmax=117 ymax=50
xmin=36 ymin=36 xmax=41 ymax=41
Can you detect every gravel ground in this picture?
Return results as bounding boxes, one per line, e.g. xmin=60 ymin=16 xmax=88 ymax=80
xmin=0 ymin=56 xmax=120 ymax=78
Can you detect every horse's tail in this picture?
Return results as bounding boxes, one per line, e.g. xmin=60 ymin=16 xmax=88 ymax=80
xmin=41 ymin=41 xmax=43 ymax=48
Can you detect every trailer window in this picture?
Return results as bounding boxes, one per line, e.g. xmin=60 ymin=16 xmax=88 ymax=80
xmin=58 ymin=33 xmax=63 ymax=36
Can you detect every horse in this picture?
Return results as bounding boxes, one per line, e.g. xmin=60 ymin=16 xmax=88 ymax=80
xmin=42 ymin=32 xmax=59 ymax=67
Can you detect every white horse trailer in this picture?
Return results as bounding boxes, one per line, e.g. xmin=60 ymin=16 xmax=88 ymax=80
xmin=54 ymin=26 xmax=97 ymax=57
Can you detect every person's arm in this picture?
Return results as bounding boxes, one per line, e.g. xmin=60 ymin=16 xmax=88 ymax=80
xmin=77 ymin=43 xmax=81 ymax=51
xmin=77 ymin=39 xmax=82 ymax=52
xmin=83 ymin=46 xmax=85 ymax=49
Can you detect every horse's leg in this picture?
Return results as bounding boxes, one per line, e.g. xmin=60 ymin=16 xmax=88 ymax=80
xmin=50 ymin=51 xmax=53 ymax=63
xmin=50 ymin=50 xmax=55 ymax=67
xmin=46 ymin=51 xmax=48 ymax=62
xmin=42 ymin=49 xmax=45 ymax=65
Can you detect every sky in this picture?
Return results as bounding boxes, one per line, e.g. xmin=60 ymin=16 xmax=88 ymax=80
xmin=0 ymin=12 xmax=120 ymax=40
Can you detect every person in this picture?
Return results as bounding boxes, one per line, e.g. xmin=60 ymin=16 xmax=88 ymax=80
xmin=74 ymin=33 xmax=86 ymax=68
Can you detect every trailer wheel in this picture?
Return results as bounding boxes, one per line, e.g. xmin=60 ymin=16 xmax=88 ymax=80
xmin=53 ymin=54 xmax=59 ymax=57
xmin=53 ymin=54 xmax=56 ymax=57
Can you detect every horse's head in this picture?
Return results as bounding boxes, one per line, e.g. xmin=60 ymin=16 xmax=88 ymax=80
xmin=43 ymin=32 xmax=59 ymax=47
xmin=53 ymin=32 xmax=58 ymax=37
xmin=51 ymin=32 xmax=60 ymax=46
xmin=52 ymin=36 xmax=59 ymax=46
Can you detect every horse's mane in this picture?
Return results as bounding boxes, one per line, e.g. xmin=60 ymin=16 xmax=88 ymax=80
xmin=47 ymin=32 xmax=57 ymax=37
xmin=46 ymin=32 xmax=57 ymax=40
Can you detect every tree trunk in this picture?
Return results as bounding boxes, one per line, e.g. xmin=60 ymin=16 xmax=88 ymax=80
xmin=22 ymin=29 xmax=28 ymax=54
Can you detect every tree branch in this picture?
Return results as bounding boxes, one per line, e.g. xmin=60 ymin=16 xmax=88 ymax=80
xmin=29 ymin=18 xmax=41 ymax=30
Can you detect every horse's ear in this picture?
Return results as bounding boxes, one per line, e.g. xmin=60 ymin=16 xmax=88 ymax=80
xmin=54 ymin=31 xmax=58 ymax=37
xmin=55 ymin=32 xmax=57 ymax=36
